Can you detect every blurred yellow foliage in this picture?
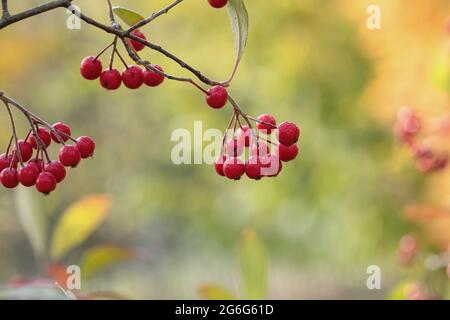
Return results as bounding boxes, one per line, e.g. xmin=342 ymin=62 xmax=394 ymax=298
xmin=50 ymin=195 xmax=111 ymax=260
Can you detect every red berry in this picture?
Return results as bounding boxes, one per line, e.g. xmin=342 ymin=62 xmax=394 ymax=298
xmin=223 ymin=157 xmax=245 ymax=180
xmin=35 ymin=172 xmax=57 ymax=195
xmin=51 ymin=122 xmax=71 ymax=143
xmin=28 ymin=128 xmax=51 ymax=149
xmin=224 ymin=138 xmax=244 ymax=157
xmin=100 ymin=69 xmax=122 ymax=90
xmin=143 ymin=65 xmax=165 ymax=87
xmin=256 ymin=114 xmax=277 ymax=133
xmin=237 ymin=125 xmax=252 ymax=147
xmin=80 ymin=56 xmax=103 ymax=80
xmin=1 ymin=168 xmax=19 ymax=188
xmin=277 ymin=121 xmax=300 ymax=146
xmin=76 ymin=136 xmax=95 ymax=159
xmin=130 ymin=29 xmax=147 ymax=52
xmin=18 ymin=164 xmax=40 ymax=187
xmin=0 ymin=154 xmax=12 ymax=172
xmin=245 ymin=156 xmax=262 ymax=180
xmin=122 ymin=65 xmax=144 ymax=89
xmin=214 ymin=155 xmax=227 ymax=176
xmin=263 ymin=154 xmax=282 ymax=177
xmin=278 ymin=143 xmax=298 ymax=162
xmin=28 ymin=159 xmax=44 ymax=172
xmin=251 ymin=141 xmax=269 ymax=157
xmin=59 ymin=145 xmax=81 ymax=167
xmin=208 ymin=0 xmax=228 ymax=9
xmin=44 ymin=161 xmax=66 ymax=183
xmin=206 ymin=86 xmax=228 ymax=109
xmin=12 ymin=140 xmax=33 ymax=162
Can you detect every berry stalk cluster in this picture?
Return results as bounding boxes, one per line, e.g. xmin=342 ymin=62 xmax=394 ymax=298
xmin=0 ymin=93 xmax=95 ymax=195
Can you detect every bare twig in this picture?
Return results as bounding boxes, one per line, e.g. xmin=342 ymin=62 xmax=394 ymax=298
xmin=128 ymin=0 xmax=184 ymax=32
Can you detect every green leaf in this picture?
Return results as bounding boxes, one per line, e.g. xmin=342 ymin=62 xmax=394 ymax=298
xmin=239 ymin=228 xmax=268 ymax=299
xmin=80 ymin=245 xmax=135 ymax=279
xmin=199 ymin=284 xmax=236 ymax=300
xmin=226 ymin=0 xmax=249 ymax=81
xmin=112 ymin=6 xmax=145 ymax=27
xmin=50 ymin=195 xmax=111 ymax=260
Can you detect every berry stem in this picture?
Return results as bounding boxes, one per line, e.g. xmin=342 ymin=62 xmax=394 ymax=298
xmin=2 ymin=100 xmax=24 ymax=167
xmin=109 ymin=36 xmax=118 ymax=69
xmin=114 ymin=47 xmax=129 ymax=68
xmin=5 ymin=135 xmax=13 ymax=155
xmin=94 ymin=41 xmax=115 ymax=60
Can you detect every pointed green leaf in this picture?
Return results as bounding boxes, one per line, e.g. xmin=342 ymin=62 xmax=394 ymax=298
xmin=112 ymin=6 xmax=145 ymax=27
xmin=50 ymin=195 xmax=111 ymax=260
xmin=80 ymin=245 xmax=135 ymax=279
xmin=227 ymin=0 xmax=249 ymax=81
xmin=239 ymin=229 xmax=268 ymax=299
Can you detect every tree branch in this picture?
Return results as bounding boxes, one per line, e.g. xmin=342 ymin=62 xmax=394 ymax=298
xmin=0 ymin=0 xmax=72 ymax=29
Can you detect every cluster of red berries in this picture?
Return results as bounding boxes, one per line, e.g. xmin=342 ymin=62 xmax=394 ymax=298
xmin=208 ymin=0 xmax=228 ymax=9
xmin=395 ymin=107 xmax=448 ymax=173
xmin=0 ymin=123 xmax=95 ymax=195
xmin=215 ymin=115 xmax=300 ymax=180
xmin=80 ymin=29 xmax=165 ymax=90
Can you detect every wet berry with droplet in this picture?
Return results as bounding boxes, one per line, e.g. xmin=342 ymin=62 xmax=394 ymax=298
xmin=51 ymin=122 xmax=71 ymax=143
xmin=223 ymin=157 xmax=245 ymax=180
xmin=80 ymin=56 xmax=103 ymax=80
xmin=44 ymin=161 xmax=66 ymax=183
xmin=35 ymin=172 xmax=57 ymax=195
xmin=214 ymin=155 xmax=227 ymax=176
xmin=18 ymin=164 xmax=40 ymax=187
xmin=59 ymin=145 xmax=81 ymax=168
xmin=277 ymin=121 xmax=300 ymax=146
xmin=100 ymin=69 xmax=122 ymax=90
xmin=206 ymin=86 xmax=228 ymax=109
xmin=130 ymin=29 xmax=147 ymax=52
xmin=208 ymin=0 xmax=228 ymax=9
xmin=122 ymin=65 xmax=144 ymax=89
xmin=76 ymin=136 xmax=96 ymax=159
xmin=1 ymin=168 xmax=19 ymax=188
xmin=245 ymin=156 xmax=262 ymax=180
xmin=143 ymin=65 xmax=165 ymax=87
xmin=256 ymin=114 xmax=277 ymax=133
xmin=28 ymin=128 xmax=51 ymax=149
xmin=278 ymin=143 xmax=298 ymax=162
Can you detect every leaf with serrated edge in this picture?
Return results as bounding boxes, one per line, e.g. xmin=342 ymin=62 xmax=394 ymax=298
xmin=226 ymin=0 xmax=249 ymax=82
xmin=112 ymin=6 xmax=145 ymax=27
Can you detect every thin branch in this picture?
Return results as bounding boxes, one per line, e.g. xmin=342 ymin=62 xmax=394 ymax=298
xmin=128 ymin=0 xmax=183 ymax=32
xmin=0 ymin=0 xmax=72 ymax=28
xmin=106 ymin=0 xmax=119 ymax=28
xmin=120 ymin=38 xmax=208 ymax=94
